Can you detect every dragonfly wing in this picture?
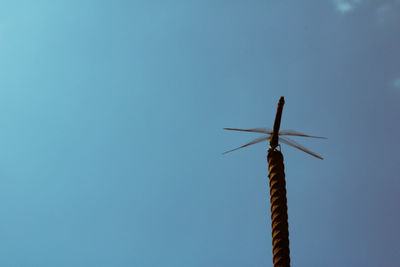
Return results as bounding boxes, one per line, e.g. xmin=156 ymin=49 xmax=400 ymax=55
xmin=223 ymin=136 xmax=269 ymax=154
xmin=279 ymin=130 xmax=327 ymax=139
xmin=279 ymin=136 xmax=323 ymax=160
xmin=224 ymin=127 xmax=272 ymax=134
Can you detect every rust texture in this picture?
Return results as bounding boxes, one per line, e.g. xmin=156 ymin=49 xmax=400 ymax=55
xmin=267 ymin=149 xmax=290 ymax=267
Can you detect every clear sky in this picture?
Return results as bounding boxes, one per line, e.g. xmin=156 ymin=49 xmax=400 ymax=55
xmin=0 ymin=1 xmax=399 ymax=266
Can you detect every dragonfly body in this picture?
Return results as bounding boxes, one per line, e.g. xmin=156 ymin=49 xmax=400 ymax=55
xmin=270 ymin=96 xmax=285 ymax=149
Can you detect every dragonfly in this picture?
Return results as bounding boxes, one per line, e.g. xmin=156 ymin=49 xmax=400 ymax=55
xmin=223 ymin=97 xmax=326 ymax=159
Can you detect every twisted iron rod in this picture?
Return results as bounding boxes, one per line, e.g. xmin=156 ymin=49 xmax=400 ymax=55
xmin=267 ymin=148 xmax=290 ymax=267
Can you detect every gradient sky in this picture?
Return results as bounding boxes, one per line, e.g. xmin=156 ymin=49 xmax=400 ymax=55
xmin=1 ymin=1 xmax=400 ymax=266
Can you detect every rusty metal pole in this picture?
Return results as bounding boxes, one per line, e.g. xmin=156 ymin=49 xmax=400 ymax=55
xmin=267 ymin=149 xmax=290 ymax=267
xmin=267 ymin=96 xmax=290 ymax=267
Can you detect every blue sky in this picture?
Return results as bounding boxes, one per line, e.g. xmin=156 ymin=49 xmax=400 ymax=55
xmin=0 ymin=1 xmax=399 ymax=266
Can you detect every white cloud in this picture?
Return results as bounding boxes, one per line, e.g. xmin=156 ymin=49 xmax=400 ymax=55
xmin=334 ymin=0 xmax=363 ymax=14
xmin=333 ymin=0 xmax=400 ymax=25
